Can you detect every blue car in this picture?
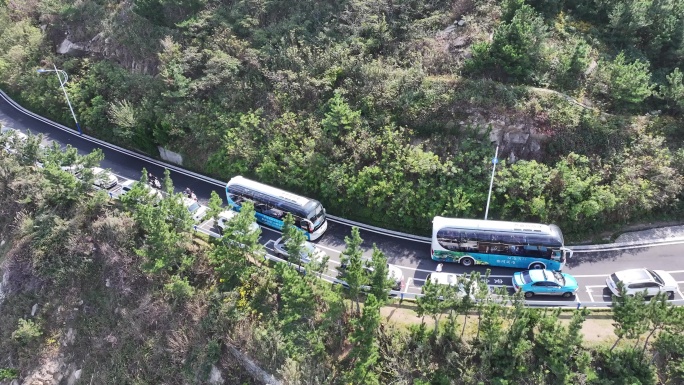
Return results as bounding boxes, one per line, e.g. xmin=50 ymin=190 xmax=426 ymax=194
xmin=512 ymin=269 xmax=579 ymax=298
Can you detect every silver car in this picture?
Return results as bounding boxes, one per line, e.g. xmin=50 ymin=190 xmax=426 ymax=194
xmin=183 ymin=197 xmax=209 ymax=223
xmin=272 ymin=237 xmax=327 ymax=265
xmin=606 ymin=268 xmax=678 ymax=299
xmin=91 ymin=167 xmax=118 ymax=189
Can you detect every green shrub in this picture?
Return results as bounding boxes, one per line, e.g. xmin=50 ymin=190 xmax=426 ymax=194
xmin=164 ymin=275 xmax=196 ymax=303
xmin=12 ymin=318 xmax=42 ymax=344
xmin=0 ymin=368 xmax=18 ymax=380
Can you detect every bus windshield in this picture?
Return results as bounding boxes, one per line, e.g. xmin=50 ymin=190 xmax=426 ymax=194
xmin=308 ymin=203 xmax=325 ymax=224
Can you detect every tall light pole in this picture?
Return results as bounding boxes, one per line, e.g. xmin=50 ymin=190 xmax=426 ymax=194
xmin=484 ymin=145 xmax=499 ymax=220
xmin=37 ymin=64 xmax=82 ymax=135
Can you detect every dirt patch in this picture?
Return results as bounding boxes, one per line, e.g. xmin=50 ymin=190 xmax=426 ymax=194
xmin=381 ymin=300 xmax=618 ymax=345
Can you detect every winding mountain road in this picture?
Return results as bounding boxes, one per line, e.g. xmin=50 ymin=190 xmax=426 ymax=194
xmin=2 ymin=90 xmax=684 ymax=308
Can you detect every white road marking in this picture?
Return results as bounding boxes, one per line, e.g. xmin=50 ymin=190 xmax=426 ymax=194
xmin=315 ymin=244 xmax=342 ymax=254
xmin=678 ymin=287 xmax=684 ymax=300
xmin=571 ymin=240 xmax=684 ymax=252
xmin=573 ymin=270 xmax=684 ymax=279
xmin=404 ymin=278 xmax=413 ymax=293
xmin=585 ymin=286 xmax=597 ymax=302
xmin=572 ymin=274 xmax=610 ymax=278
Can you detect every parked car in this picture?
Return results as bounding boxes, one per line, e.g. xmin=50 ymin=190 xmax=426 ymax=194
xmin=215 ymin=210 xmax=259 ymax=235
xmin=183 ymin=197 xmax=209 ymax=223
xmin=272 ymin=237 xmax=327 ymax=265
xmin=606 ymin=268 xmax=677 ymax=299
xmin=425 ymin=272 xmax=480 ymax=300
xmin=120 ymin=179 xmax=163 ymax=204
xmin=60 ymin=164 xmax=84 ymax=175
xmin=339 ymin=259 xmax=405 ymax=291
xmin=1 ymin=126 xmax=27 ymax=154
xmin=512 ymin=269 xmax=579 ymax=298
xmin=91 ymin=167 xmax=118 ymax=189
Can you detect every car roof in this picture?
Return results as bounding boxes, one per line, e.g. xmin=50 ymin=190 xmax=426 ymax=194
xmin=218 ymin=210 xmax=237 ymax=220
xmin=430 ymin=272 xmax=460 ymax=286
xmin=527 ymin=269 xmax=552 ymax=282
xmin=182 ymin=197 xmax=198 ymax=206
xmin=615 ymin=269 xmax=653 ymax=283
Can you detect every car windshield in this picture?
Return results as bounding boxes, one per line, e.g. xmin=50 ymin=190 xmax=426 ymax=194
xmin=521 ymin=271 xmax=532 ymax=284
xmin=552 ymin=272 xmax=566 ymax=285
xmin=187 ymin=202 xmax=200 ymax=213
xmin=648 ymin=270 xmax=665 ymax=285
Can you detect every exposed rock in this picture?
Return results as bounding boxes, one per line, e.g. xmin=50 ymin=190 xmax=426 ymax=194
xmin=67 ymin=368 xmax=82 ymax=385
xmin=21 ymin=355 xmax=65 ymax=385
xmin=504 ymin=130 xmax=530 ymax=145
xmin=62 ymin=328 xmax=76 ymax=347
xmin=158 ymin=147 xmax=184 ymax=166
xmin=56 ymin=38 xmax=87 ymax=56
xmin=31 ymin=303 xmax=39 ymax=316
xmin=457 ymin=19 xmax=466 ymax=26
xmin=208 ymin=365 xmax=224 ymax=385
xmin=452 ymin=36 xmax=467 ymax=47
xmin=585 ymin=59 xmax=598 ymax=76
xmin=226 ymin=345 xmax=282 ymax=385
xmin=508 ymin=151 xmax=517 ymax=163
xmin=0 ymin=271 xmax=6 ymax=306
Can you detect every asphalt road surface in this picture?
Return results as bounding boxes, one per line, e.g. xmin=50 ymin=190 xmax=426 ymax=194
xmin=3 ymin=91 xmax=684 ymax=307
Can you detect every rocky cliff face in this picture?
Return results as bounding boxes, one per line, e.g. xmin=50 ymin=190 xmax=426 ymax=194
xmin=53 ymin=33 xmax=158 ymax=75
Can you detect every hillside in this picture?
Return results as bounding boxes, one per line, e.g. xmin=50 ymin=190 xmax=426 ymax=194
xmin=1 ymin=0 xmax=683 ymax=237
xmin=2 ymin=136 xmax=684 ymax=384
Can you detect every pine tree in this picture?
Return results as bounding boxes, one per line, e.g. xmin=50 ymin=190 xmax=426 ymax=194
xmin=339 ymin=227 xmax=367 ymax=314
xmin=281 ymin=213 xmax=307 ymax=269
xmin=208 ymin=201 xmax=262 ymax=288
xmin=368 ymin=245 xmax=393 ymax=305
xmin=346 ymin=294 xmax=382 ymax=385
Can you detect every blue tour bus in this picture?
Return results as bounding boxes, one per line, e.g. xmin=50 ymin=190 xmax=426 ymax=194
xmin=431 ymin=216 xmax=572 ymax=271
xmin=226 ymin=176 xmax=328 ymax=241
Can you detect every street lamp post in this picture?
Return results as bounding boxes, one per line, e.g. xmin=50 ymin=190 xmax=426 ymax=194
xmin=37 ymin=64 xmax=82 ymax=135
xmin=484 ymin=145 xmax=499 ymax=220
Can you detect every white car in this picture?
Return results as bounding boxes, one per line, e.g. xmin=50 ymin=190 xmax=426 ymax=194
xmin=91 ymin=167 xmax=118 ymax=189
xmin=425 ymin=272 xmax=481 ymax=300
xmin=339 ymin=259 xmax=405 ymax=291
xmin=120 ymin=180 xmax=163 ymax=204
xmin=215 ymin=210 xmax=259 ymax=235
xmin=1 ymin=126 xmax=27 ymax=153
xmin=183 ymin=197 xmax=208 ymax=223
xmin=606 ymin=269 xmax=678 ymax=299
xmin=272 ymin=237 xmax=327 ymax=265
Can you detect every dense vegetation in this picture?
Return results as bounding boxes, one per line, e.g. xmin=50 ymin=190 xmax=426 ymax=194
xmin=1 ymin=0 xmax=684 ymax=237
xmin=2 ymin=134 xmax=684 ymax=384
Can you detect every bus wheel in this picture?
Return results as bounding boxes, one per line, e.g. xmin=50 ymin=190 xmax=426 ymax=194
xmin=562 ymin=292 xmax=574 ymax=298
xmin=530 ymin=262 xmax=545 ymax=270
xmin=460 ymin=257 xmax=474 ymax=267
xmin=524 ymin=291 xmax=534 ymax=298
